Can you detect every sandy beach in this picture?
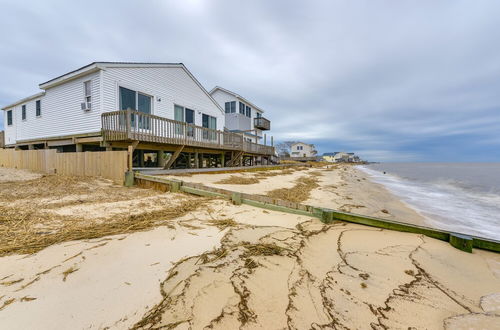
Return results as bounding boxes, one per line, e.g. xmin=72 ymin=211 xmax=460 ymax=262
xmin=0 ymin=166 xmax=499 ymax=329
xmin=164 ymin=165 xmax=429 ymax=227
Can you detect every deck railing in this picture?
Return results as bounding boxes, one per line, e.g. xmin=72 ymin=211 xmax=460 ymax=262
xmin=101 ymin=110 xmax=275 ymax=155
xmin=254 ymin=117 xmax=271 ymax=130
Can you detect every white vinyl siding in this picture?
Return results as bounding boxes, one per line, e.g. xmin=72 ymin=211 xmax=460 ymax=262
xmin=5 ymin=71 xmax=101 ymax=144
xmin=3 ymin=65 xmax=223 ymax=145
xmin=101 ymin=66 xmax=224 ymax=130
xmin=211 ymin=88 xmax=265 ymax=142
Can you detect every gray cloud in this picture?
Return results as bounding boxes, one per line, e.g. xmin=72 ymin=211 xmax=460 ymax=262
xmin=1 ymin=0 xmax=499 ymax=161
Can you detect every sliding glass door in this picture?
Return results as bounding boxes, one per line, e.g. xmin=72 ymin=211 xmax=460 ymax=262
xmin=119 ymin=87 xmax=152 ymax=129
xmin=202 ymin=114 xmax=217 ymax=140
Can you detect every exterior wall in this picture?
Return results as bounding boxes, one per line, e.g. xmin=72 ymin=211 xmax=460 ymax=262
xmin=210 ymin=88 xmax=265 ymax=142
xmin=4 ymin=71 xmax=101 ymax=145
xmin=101 ymin=67 xmax=224 ymax=130
xmin=3 ymin=66 xmax=224 ymax=145
xmin=291 ymin=142 xmax=316 ymax=157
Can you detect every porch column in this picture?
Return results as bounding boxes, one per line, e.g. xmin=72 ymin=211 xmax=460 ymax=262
xmin=76 ymin=144 xmax=83 ymax=152
xmin=194 ymin=152 xmax=199 ymax=168
xmin=158 ymin=150 xmax=166 ymax=167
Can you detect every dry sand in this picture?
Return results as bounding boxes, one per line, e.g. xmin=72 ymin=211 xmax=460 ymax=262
xmin=0 ymin=167 xmax=499 ymax=329
xmin=165 ymin=165 xmax=429 ymax=227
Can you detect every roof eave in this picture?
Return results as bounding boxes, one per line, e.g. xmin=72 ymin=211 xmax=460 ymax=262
xmin=210 ymin=86 xmax=265 ymax=114
xmin=39 ymin=63 xmax=101 ymax=89
xmin=2 ymin=91 xmax=46 ymax=110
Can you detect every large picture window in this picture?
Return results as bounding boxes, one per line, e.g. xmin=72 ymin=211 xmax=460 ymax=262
xmin=119 ymin=86 xmax=152 ymax=129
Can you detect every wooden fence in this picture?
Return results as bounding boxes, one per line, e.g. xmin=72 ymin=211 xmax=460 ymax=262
xmin=0 ymin=149 xmax=128 ymax=184
xmin=0 ymin=131 xmax=4 ymax=148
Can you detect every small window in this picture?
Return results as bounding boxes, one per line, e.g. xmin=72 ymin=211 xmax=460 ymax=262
xmin=225 ymin=101 xmax=236 ymax=114
xmin=36 ymin=100 xmax=41 ymax=117
xmin=239 ymin=102 xmax=245 ymax=114
xmin=22 ymin=105 xmax=26 ymax=120
xmin=256 ymin=112 xmax=262 ymax=118
xmin=84 ymin=81 xmax=92 ymax=103
xmin=245 ymin=105 xmax=251 ymax=118
xmin=7 ymin=110 xmax=13 ymax=126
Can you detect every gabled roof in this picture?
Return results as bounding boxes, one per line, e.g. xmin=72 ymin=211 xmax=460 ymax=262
xmin=2 ymin=92 xmax=45 ymax=110
xmin=292 ymin=142 xmax=315 ymax=148
xmin=39 ymin=62 xmax=185 ymax=89
xmin=209 ymin=86 xmax=265 ymax=113
xmin=4 ymin=62 xmax=224 ymax=114
xmin=323 ymin=152 xmax=339 ymax=156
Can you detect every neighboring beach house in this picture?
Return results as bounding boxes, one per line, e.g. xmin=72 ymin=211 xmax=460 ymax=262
xmin=323 ymin=152 xmax=361 ymax=163
xmin=290 ymin=142 xmax=317 ymax=158
xmin=209 ymin=87 xmax=271 ymax=145
xmin=2 ymin=62 xmax=274 ymax=168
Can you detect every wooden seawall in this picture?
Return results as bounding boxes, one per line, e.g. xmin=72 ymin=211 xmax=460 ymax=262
xmin=134 ymin=172 xmax=499 ymax=254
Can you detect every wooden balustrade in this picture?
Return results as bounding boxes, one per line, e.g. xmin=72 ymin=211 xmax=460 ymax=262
xmin=101 ymin=110 xmax=275 ymax=155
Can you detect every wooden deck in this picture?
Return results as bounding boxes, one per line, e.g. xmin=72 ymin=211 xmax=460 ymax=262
xmin=101 ymin=110 xmax=275 ymax=156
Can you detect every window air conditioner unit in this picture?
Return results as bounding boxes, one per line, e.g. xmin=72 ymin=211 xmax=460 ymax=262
xmin=81 ymin=102 xmax=92 ymax=111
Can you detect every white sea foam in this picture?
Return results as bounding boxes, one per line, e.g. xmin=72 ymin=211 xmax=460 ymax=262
xmin=358 ymin=165 xmax=500 ymax=240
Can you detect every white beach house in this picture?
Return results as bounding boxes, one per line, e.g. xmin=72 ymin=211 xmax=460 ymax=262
xmin=2 ymin=62 xmax=274 ymax=168
xmin=290 ymin=142 xmax=317 ymax=158
xmin=210 ymin=86 xmax=271 ymax=145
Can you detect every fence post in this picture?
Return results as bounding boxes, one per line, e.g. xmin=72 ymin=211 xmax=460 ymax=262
xmin=126 ymin=109 xmax=132 ymax=139
xmin=231 ymin=192 xmax=242 ymax=205
xmin=124 ymin=170 xmax=135 ymax=187
xmin=449 ymin=233 xmax=473 ymax=253
xmin=321 ymin=209 xmax=334 ymax=224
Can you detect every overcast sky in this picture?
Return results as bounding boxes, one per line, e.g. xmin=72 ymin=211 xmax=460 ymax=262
xmin=1 ymin=0 xmax=499 ymax=161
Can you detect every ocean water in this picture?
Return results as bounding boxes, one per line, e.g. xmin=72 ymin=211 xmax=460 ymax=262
xmin=357 ymin=163 xmax=500 ymax=241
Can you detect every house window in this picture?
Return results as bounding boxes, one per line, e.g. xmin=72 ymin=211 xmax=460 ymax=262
xmin=256 ymin=112 xmax=262 ymax=118
xmin=22 ymin=105 xmax=26 ymax=120
xmin=7 ymin=110 xmax=13 ymax=126
xmin=174 ymin=104 xmax=195 ymax=136
xmin=202 ymin=113 xmax=217 ymax=140
xmin=225 ymin=101 xmax=236 ymax=114
xmin=239 ymin=102 xmax=245 ymax=114
xmin=245 ymin=105 xmax=251 ymax=118
xmin=119 ymin=86 xmax=152 ymax=129
xmin=84 ymin=81 xmax=92 ymax=103
xmin=36 ymin=100 xmax=41 ymax=117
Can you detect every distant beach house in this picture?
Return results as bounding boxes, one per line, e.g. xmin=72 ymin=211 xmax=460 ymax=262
xmin=1 ymin=62 xmax=274 ymax=168
xmin=290 ymin=142 xmax=317 ymax=158
xmin=209 ymin=86 xmax=271 ymax=145
xmin=322 ymin=152 xmax=361 ymax=163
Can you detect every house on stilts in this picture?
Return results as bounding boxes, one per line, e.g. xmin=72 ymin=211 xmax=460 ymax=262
xmin=1 ymin=62 xmax=275 ymax=169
